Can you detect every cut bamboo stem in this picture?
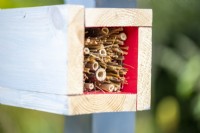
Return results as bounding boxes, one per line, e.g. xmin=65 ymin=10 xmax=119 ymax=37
xmin=84 ymin=27 xmax=128 ymax=92
xmin=96 ymin=68 xmax=106 ymax=81
xmin=99 ymin=49 xmax=107 ymax=57
xmin=84 ymin=83 xmax=94 ymax=90
xmin=85 ymin=61 xmax=99 ymax=71
xmin=84 ymin=47 xmax=90 ymax=54
xmin=101 ymin=27 xmax=109 ymax=35
xmin=118 ymin=33 xmax=127 ymax=41
xmin=100 ymin=84 xmax=115 ymax=92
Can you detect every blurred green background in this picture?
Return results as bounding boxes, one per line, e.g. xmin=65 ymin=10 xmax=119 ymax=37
xmin=1 ymin=0 xmax=200 ymax=133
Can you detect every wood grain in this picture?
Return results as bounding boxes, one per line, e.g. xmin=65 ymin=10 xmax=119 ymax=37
xmin=137 ymin=27 xmax=152 ymax=110
xmin=0 ymin=86 xmax=137 ymax=115
xmin=67 ymin=5 xmax=84 ymax=94
xmin=0 ymin=5 xmax=84 ymax=95
xmin=85 ymin=8 xmax=152 ymax=27
xmin=68 ymin=94 xmax=137 ymax=115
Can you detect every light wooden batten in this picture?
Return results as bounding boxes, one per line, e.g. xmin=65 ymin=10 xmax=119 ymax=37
xmin=85 ymin=8 xmax=152 ymax=27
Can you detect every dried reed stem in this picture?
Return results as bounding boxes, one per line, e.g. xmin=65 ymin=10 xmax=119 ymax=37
xmin=84 ymin=83 xmax=94 ymax=91
xmin=85 ymin=61 xmax=99 ymax=71
xmin=84 ymin=47 xmax=90 ymax=55
xmin=83 ymin=27 xmax=129 ymax=92
xmin=95 ymin=68 xmax=106 ymax=81
xmin=100 ymin=84 xmax=115 ymax=92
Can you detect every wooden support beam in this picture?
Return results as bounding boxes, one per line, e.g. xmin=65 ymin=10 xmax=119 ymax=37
xmin=85 ymin=8 xmax=152 ymax=27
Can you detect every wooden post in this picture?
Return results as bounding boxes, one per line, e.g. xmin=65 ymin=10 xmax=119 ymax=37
xmin=65 ymin=0 xmax=137 ymax=133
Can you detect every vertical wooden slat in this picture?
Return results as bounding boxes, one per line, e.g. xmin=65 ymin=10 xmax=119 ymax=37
xmin=137 ymin=27 xmax=152 ymax=110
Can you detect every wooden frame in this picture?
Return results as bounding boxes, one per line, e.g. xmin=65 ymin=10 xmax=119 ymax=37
xmin=0 ymin=6 xmax=152 ymax=115
xmin=67 ymin=8 xmax=152 ymax=115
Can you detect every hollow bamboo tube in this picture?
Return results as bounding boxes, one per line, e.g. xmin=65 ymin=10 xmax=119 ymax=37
xmin=101 ymin=27 xmax=109 ymax=35
xmin=98 ymin=62 xmax=107 ymax=69
xmin=116 ymin=39 xmax=124 ymax=45
xmin=118 ymin=33 xmax=127 ymax=41
xmin=84 ymin=68 xmax=90 ymax=73
xmin=84 ymin=74 xmax=88 ymax=80
xmin=84 ymin=83 xmax=94 ymax=90
xmin=95 ymin=68 xmax=106 ymax=81
xmin=107 ymin=65 xmax=122 ymax=70
xmin=100 ymin=84 xmax=115 ymax=92
xmin=112 ymin=48 xmax=121 ymax=53
xmin=120 ymin=46 xmax=129 ymax=50
xmin=85 ymin=61 xmax=99 ymax=71
xmin=109 ymin=33 xmax=127 ymax=41
xmin=107 ymin=72 xmax=120 ymax=78
xmin=87 ymin=45 xmax=102 ymax=49
xmin=109 ymin=27 xmax=123 ymax=34
xmin=84 ymin=47 xmax=90 ymax=55
xmin=114 ymin=84 xmax=121 ymax=92
xmin=99 ymin=49 xmax=107 ymax=57
xmin=113 ymin=56 xmax=125 ymax=61
xmin=84 ymin=56 xmax=96 ymax=63
xmin=114 ymin=87 xmax=118 ymax=92
xmin=84 ymin=27 xmax=128 ymax=93
xmin=110 ymin=78 xmax=121 ymax=83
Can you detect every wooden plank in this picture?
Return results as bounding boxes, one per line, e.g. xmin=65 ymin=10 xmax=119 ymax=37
xmin=68 ymin=94 xmax=137 ymax=115
xmin=66 ymin=5 xmax=84 ymax=94
xmin=0 ymin=5 xmax=84 ymax=95
xmin=137 ymin=27 xmax=152 ymax=110
xmin=0 ymin=85 xmax=136 ymax=115
xmin=0 ymin=86 xmax=69 ymax=115
xmin=85 ymin=8 xmax=152 ymax=27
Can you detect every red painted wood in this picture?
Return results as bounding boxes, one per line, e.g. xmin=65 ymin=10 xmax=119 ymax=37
xmin=84 ymin=27 xmax=138 ymax=94
xmin=123 ymin=27 xmax=138 ymax=93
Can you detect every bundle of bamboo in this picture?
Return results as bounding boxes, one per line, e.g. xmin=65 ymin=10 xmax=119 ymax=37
xmin=84 ymin=27 xmax=129 ymax=92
